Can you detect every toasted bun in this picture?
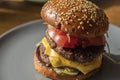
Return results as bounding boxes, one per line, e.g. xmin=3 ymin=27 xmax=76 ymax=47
xmin=33 ymin=49 xmax=100 ymax=80
xmin=41 ymin=0 xmax=109 ymax=37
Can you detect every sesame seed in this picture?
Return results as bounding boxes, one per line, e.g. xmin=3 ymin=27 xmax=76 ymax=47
xmin=86 ymin=32 xmax=89 ymax=34
xmin=55 ymin=22 xmax=57 ymax=25
xmin=70 ymin=19 xmax=73 ymax=22
xmin=65 ymin=21 xmax=68 ymax=24
xmin=61 ymin=12 xmax=64 ymax=15
xmin=92 ymin=19 xmax=95 ymax=22
xmin=89 ymin=24 xmax=92 ymax=27
xmin=82 ymin=27 xmax=84 ymax=30
xmin=73 ymin=15 xmax=77 ymax=18
xmin=65 ymin=27 xmax=68 ymax=32
xmin=80 ymin=22 xmax=83 ymax=24
xmin=77 ymin=26 xmax=81 ymax=29
xmin=87 ymin=20 xmax=89 ymax=23
xmin=78 ymin=18 xmax=81 ymax=21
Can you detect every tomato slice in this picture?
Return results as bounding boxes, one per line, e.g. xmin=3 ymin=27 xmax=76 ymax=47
xmin=47 ymin=28 xmax=105 ymax=48
xmin=47 ymin=28 xmax=79 ymax=48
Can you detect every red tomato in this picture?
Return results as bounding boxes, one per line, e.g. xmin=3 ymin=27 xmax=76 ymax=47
xmin=47 ymin=28 xmax=78 ymax=48
xmin=47 ymin=28 xmax=105 ymax=48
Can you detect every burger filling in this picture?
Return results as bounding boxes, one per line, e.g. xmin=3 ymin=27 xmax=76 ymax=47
xmin=37 ymin=43 xmax=80 ymax=75
xmin=36 ymin=27 xmax=105 ymax=76
xmin=37 ymin=37 xmax=103 ymax=75
xmin=46 ymin=31 xmax=104 ymax=63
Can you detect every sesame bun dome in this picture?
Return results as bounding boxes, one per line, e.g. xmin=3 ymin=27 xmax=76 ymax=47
xmin=41 ymin=0 xmax=109 ymax=37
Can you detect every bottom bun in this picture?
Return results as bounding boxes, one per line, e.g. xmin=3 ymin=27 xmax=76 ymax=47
xmin=33 ymin=50 xmax=100 ymax=80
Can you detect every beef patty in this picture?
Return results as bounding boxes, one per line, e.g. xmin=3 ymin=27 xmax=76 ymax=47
xmin=37 ymin=43 xmax=51 ymax=66
xmin=37 ymin=42 xmax=103 ymax=67
xmin=37 ymin=37 xmax=104 ymax=65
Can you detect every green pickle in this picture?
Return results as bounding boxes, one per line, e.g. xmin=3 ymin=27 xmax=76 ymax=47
xmin=54 ymin=67 xmax=79 ymax=76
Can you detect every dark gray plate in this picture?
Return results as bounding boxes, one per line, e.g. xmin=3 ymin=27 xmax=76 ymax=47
xmin=0 ymin=20 xmax=120 ymax=80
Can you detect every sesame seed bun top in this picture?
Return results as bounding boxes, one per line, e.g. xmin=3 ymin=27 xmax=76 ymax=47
xmin=41 ymin=0 xmax=109 ymax=37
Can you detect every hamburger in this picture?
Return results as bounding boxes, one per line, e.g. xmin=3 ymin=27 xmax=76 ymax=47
xmin=33 ymin=0 xmax=109 ymax=80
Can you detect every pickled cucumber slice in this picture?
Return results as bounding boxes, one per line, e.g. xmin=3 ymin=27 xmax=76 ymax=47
xmin=54 ymin=67 xmax=79 ymax=76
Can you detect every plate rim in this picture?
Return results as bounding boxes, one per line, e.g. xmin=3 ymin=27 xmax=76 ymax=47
xmin=0 ymin=19 xmax=43 ymax=39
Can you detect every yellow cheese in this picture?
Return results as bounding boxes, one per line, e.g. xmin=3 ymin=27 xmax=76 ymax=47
xmin=41 ymin=37 xmax=102 ymax=74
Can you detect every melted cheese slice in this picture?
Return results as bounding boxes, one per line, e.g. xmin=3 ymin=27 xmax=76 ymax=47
xmin=41 ymin=37 xmax=102 ymax=74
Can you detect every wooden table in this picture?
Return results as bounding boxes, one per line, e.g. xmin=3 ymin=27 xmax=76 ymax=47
xmin=0 ymin=0 xmax=120 ymax=35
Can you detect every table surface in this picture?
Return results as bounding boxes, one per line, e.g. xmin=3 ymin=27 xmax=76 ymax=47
xmin=0 ymin=0 xmax=120 ymax=35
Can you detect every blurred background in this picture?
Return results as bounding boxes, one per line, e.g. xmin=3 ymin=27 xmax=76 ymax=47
xmin=0 ymin=0 xmax=120 ymax=35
